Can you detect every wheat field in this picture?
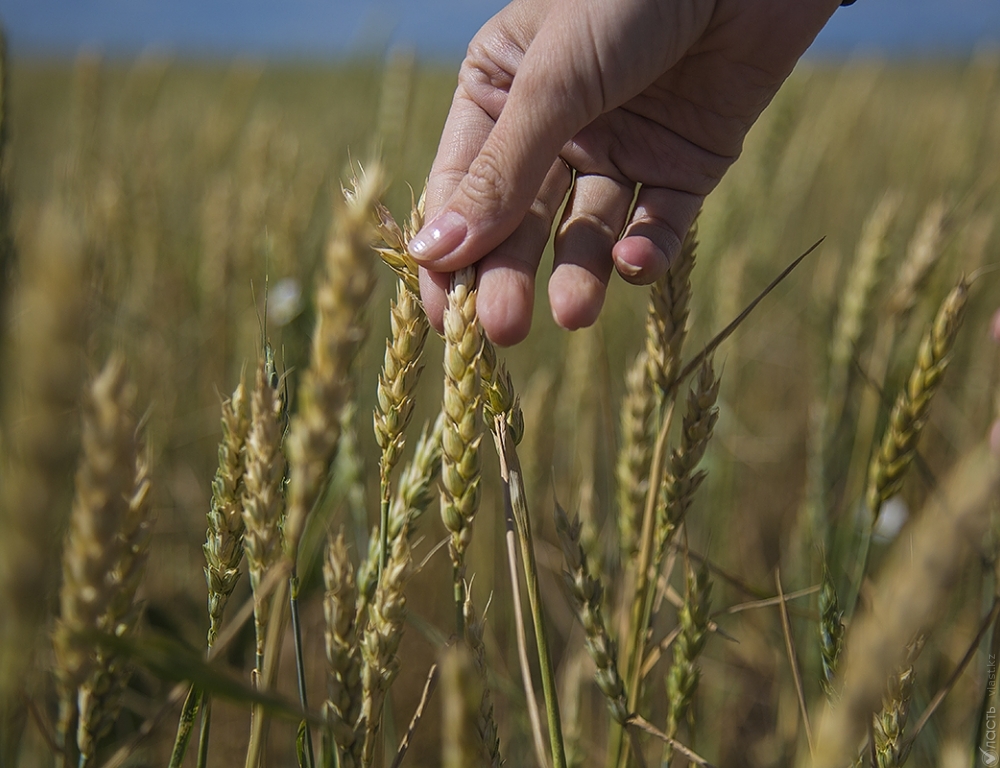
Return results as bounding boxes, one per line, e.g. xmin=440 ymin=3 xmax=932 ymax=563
xmin=2 ymin=40 xmax=1000 ymax=768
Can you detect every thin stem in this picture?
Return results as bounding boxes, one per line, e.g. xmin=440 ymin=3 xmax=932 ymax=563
xmin=496 ymin=418 xmax=567 ymax=768
xmin=290 ymin=574 xmax=316 ymax=768
xmin=625 ymin=715 xmax=715 ymax=767
xmin=775 ymin=568 xmax=813 ymax=756
xmin=503 ymin=478 xmax=549 ymax=768
xmin=379 ymin=491 xmax=390 ymax=578
xmin=196 ymin=696 xmax=212 ymax=768
xmin=389 ymin=664 xmax=439 ymax=768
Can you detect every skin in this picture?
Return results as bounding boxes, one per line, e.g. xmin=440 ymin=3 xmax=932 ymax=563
xmin=409 ymin=0 xmax=843 ymax=346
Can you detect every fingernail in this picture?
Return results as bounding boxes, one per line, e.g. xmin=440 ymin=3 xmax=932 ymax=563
xmin=408 ymin=210 xmax=467 ymax=262
xmin=616 ymin=257 xmax=642 ymax=278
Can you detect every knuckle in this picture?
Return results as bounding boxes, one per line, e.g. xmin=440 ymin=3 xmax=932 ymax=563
xmin=463 ymin=148 xmax=509 ymax=210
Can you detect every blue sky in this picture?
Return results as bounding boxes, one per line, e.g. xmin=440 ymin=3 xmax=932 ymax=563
xmin=1 ymin=0 xmax=999 ymax=59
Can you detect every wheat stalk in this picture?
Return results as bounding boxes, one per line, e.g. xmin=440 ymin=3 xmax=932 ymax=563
xmin=440 ymin=265 xmax=483 ymax=634
xmin=866 ymin=277 xmax=969 ymax=516
xmin=241 ymin=356 xmax=287 ymax=673
xmin=441 ymin=646 xmax=483 ymax=768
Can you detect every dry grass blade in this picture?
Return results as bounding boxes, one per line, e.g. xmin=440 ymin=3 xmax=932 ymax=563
xmin=626 ymin=714 xmax=716 ymax=768
xmin=807 ymin=444 xmax=1000 ymax=768
xmin=389 ymin=663 xmax=439 ymax=768
xmin=775 ymin=568 xmax=813 ymax=757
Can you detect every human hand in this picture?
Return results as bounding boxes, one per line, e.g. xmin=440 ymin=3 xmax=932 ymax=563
xmin=409 ymin=0 xmax=841 ymax=345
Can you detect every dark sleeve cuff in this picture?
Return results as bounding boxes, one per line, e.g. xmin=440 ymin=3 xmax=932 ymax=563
xmin=841 ymin=0 xmax=858 ymax=5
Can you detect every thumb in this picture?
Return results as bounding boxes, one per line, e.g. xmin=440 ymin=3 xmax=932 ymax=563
xmin=408 ymin=14 xmax=600 ymax=270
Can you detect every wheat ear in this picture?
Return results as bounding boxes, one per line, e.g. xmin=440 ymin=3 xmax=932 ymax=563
xmin=819 ymin=566 xmax=845 ymax=699
xmin=866 ymin=277 xmax=969 ymax=516
xmin=886 ymin=197 xmax=948 ymax=320
xmin=646 ymin=221 xmax=697 ymax=400
xmin=464 ymin=588 xmax=503 ymax=767
xmin=284 ymin=167 xmax=382 ymax=565
xmin=873 ymin=640 xmax=922 ymax=768
xmin=828 ymin=192 xmax=900 ymax=425
xmin=360 ymin=532 xmax=412 ymax=767
xmin=616 ymin=350 xmax=655 ymax=560
xmin=322 ymin=530 xmax=363 ymax=768
xmin=204 ymin=374 xmax=250 ymax=648
xmin=241 ymin=356 xmax=287 ymax=673
xmin=555 ymin=503 xmax=629 ymax=726
xmin=665 ymin=558 xmax=712 ymax=762
xmin=375 ymin=277 xmax=430 ymax=571
xmin=654 ymin=358 xmax=721 ymax=566
xmin=440 ymin=265 xmax=483 ymax=634
xmin=53 ymin=356 xmax=150 ymax=766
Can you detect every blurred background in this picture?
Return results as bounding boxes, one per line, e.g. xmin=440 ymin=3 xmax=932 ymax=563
xmin=1 ymin=0 xmax=999 ymax=59
xmin=4 ymin=1 xmax=1000 ymax=767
